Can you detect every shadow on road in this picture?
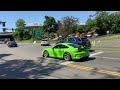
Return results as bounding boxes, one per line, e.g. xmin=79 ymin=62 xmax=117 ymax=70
xmin=74 ymin=57 xmax=96 ymax=62
xmin=0 ymin=58 xmax=65 ymax=79
xmin=0 ymin=54 xmax=13 ymax=58
xmin=89 ymin=50 xmax=95 ymax=52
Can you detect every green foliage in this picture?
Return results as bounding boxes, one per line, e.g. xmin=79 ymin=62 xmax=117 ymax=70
xmin=57 ymin=16 xmax=79 ymax=39
xmin=72 ymin=24 xmax=85 ymax=33
xmin=43 ymin=16 xmax=58 ymax=33
xmin=23 ymin=29 xmax=31 ymax=40
xmin=16 ymin=19 xmax=25 ymax=29
xmin=15 ymin=19 xmax=26 ymax=40
xmin=86 ymin=11 xmax=120 ymax=36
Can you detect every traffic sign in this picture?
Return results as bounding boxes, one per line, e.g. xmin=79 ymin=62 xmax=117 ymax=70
xmin=35 ymin=31 xmax=40 ymax=37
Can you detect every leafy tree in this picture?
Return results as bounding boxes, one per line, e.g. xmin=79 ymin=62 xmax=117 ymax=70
xmin=23 ymin=29 xmax=31 ymax=40
xmin=86 ymin=11 xmax=110 ymax=35
xmin=72 ymin=24 xmax=85 ymax=33
xmin=16 ymin=19 xmax=25 ymax=30
xmin=15 ymin=19 xmax=26 ymax=40
xmin=43 ymin=16 xmax=58 ymax=33
xmin=57 ymin=16 xmax=79 ymax=39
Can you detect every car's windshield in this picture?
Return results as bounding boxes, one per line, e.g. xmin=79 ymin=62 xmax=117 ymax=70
xmin=42 ymin=40 xmax=47 ymax=41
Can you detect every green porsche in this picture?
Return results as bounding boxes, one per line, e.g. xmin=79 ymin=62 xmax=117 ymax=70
xmin=42 ymin=43 xmax=89 ymax=61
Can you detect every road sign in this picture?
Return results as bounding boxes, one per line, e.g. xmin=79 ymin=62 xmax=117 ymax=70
xmin=35 ymin=31 xmax=40 ymax=37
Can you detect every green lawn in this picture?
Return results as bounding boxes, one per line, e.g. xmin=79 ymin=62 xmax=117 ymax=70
xmin=90 ymin=34 xmax=120 ymax=41
xmin=91 ymin=46 xmax=120 ymax=51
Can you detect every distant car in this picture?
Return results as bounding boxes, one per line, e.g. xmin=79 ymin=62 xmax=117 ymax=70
xmin=56 ymin=36 xmax=91 ymax=49
xmin=41 ymin=39 xmax=50 ymax=46
xmin=42 ymin=43 xmax=89 ymax=61
xmin=86 ymin=34 xmax=92 ymax=37
xmin=7 ymin=41 xmax=18 ymax=47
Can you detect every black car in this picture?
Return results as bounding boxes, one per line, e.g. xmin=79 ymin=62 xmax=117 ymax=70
xmin=7 ymin=41 xmax=18 ymax=47
xmin=57 ymin=36 xmax=91 ymax=49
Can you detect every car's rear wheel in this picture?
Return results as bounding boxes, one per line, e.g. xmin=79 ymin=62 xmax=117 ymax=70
xmin=43 ymin=50 xmax=49 ymax=57
xmin=63 ymin=52 xmax=71 ymax=61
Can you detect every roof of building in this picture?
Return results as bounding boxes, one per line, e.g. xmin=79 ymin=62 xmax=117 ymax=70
xmin=80 ymin=23 xmax=86 ymax=25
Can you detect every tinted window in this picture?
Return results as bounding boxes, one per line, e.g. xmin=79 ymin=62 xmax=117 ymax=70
xmin=64 ymin=38 xmax=68 ymax=41
xmin=54 ymin=45 xmax=60 ymax=48
xmin=68 ymin=38 xmax=75 ymax=41
xmin=76 ymin=37 xmax=82 ymax=41
xmin=42 ymin=40 xmax=47 ymax=41
xmin=68 ymin=44 xmax=80 ymax=48
xmin=81 ymin=38 xmax=87 ymax=42
xmin=54 ymin=45 xmax=68 ymax=48
xmin=59 ymin=45 xmax=68 ymax=48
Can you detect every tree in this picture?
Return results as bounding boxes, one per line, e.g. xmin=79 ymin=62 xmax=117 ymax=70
xmin=15 ymin=19 xmax=26 ymax=40
xmin=95 ymin=11 xmax=109 ymax=35
xmin=72 ymin=24 xmax=85 ymax=34
xmin=16 ymin=19 xmax=25 ymax=30
xmin=23 ymin=29 xmax=31 ymax=40
xmin=57 ymin=16 xmax=79 ymax=39
xmin=86 ymin=11 xmax=110 ymax=36
xmin=43 ymin=16 xmax=58 ymax=33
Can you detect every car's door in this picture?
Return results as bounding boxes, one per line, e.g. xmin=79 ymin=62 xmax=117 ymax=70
xmin=52 ymin=45 xmax=68 ymax=58
xmin=52 ymin=45 xmax=61 ymax=58
xmin=59 ymin=45 xmax=69 ymax=58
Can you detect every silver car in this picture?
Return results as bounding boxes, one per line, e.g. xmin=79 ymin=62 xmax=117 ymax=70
xmin=41 ymin=39 xmax=50 ymax=46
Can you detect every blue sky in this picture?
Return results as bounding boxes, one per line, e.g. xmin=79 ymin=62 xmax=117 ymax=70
xmin=0 ymin=11 xmax=117 ymax=32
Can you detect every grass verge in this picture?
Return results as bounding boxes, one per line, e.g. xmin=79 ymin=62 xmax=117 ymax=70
xmin=90 ymin=35 xmax=120 ymax=41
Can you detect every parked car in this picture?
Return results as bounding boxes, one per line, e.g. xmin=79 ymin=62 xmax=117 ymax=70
xmin=7 ymin=41 xmax=18 ymax=47
xmin=42 ymin=43 xmax=89 ymax=61
xmin=41 ymin=39 xmax=50 ymax=46
xmin=56 ymin=36 xmax=91 ymax=49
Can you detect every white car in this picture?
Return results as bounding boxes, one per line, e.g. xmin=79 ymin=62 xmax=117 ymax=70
xmin=41 ymin=39 xmax=50 ymax=46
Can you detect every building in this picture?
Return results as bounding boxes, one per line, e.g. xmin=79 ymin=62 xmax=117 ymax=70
xmin=25 ymin=22 xmax=42 ymax=30
xmin=79 ymin=22 xmax=86 ymax=26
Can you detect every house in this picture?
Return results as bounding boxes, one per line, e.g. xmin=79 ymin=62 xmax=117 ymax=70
xmin=25 ymin=22 xmax=42 ymax=30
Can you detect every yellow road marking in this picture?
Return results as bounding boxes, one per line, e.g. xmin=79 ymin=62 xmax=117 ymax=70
xmin=67 ymin=64 xmax=120 ymax=76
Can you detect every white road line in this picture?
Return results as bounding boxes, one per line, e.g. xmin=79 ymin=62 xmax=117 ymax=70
xmin=90 ymin=52 xmax=103 ymax=57
xmin=94 ymin=56 xmax=120 ymax=60
xmin=60 ymin=52 xmax=103 ymax=65
xmin=60 ymin=61 xmax=74 ymax=65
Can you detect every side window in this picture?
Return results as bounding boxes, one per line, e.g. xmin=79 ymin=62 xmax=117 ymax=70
xmin=77 ymin=38 xmax=82 ymax=42
xmin=59 ymin=45 xmax=68 ymax=48
xmin=68 ymin=38 xmax=75 ymax=41
xmin=54 ymin=45 xmax=60 ymax=48
xmin=64 ymin=38 xmax=68 ymax=41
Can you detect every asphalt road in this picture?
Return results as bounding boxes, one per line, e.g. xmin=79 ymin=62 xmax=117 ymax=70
xmin=0 ymin=43 xmax=120 ymax=79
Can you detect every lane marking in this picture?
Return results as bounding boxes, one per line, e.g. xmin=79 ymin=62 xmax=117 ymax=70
xmin=90 ymin=52 xmax=103 ymax=57
xmin=60 ymin=52 xmax=103 ymax=65
xmin=66 ymin=64 xmax=120 ymax=77
xmin=60 ymin=61 xmax=74 ymax=65
xmin=94 ymin=56 xmax=120 ymax=60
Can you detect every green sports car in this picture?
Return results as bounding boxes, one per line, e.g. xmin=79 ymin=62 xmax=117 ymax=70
xmin=42 ymin=43 xmax=89 ymax=61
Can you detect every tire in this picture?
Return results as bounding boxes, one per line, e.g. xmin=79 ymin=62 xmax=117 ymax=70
xmin=41 ymin=44 xmax=43 ymax=46
xmin=43 ymin=50 xmax=49 ymax=58
xmin=63 ymin=52 xmax=71 ymax=61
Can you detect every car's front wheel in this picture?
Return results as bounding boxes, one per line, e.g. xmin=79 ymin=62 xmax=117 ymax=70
xmin=43 ymin=50 xmax=49 ymax=58
xmin=63 ymin=52 xmax=71 ymax=61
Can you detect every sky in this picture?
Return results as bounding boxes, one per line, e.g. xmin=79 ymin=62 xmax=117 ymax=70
xmin=0 ymin=11 xmax=117 ymax=32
